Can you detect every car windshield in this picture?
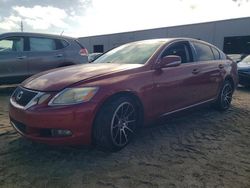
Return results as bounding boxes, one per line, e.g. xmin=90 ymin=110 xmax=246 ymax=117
xmin=241 ymin=55 xmax=250 ymax=63
xmin=94 ymin=40 xmax=165 ymax=64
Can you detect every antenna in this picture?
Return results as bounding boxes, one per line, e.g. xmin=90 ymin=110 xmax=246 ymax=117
xmin=20 ymin=20 xmax=23 ymax=32
xmin=60 ymin=30 xmax=64 ymax=36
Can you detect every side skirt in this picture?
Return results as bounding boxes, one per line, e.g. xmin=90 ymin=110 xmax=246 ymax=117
xmin=160 ymin=98 xmax=216 ymax=118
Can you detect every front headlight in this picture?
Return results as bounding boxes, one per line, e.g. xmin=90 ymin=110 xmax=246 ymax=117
xmin=48 ymin=87 xmax=98 ymax=106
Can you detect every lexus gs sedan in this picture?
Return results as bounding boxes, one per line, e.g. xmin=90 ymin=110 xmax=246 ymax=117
xmin=9 ymin=38 xmax=238 ymax=151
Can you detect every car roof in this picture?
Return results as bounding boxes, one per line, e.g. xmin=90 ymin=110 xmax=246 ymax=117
xmin=127 ymin=38 xmax=216 ymax=46
xmin=0 ymin=32 xmax=75 ymax=40
xmin=125 ymin=38 xmax=219 ymax=50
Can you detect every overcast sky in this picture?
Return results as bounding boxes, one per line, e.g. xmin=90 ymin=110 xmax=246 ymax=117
xmin=0 ymin=0 xmax=250 ymax=37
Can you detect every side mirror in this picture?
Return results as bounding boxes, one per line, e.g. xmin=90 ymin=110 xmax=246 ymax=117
xmin=155 ymin=55 xmax=181 ymax=69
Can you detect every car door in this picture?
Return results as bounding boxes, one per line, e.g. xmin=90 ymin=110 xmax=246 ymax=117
xmin=189 ymin=41 xmax=223 ymax=102
xmin=27 ymin=37 xmax=65 ymax=75
xmin=0 ymin=36 xmax=28 ymax=84
xmin=152 ymin=41 xmax=200 ymax=116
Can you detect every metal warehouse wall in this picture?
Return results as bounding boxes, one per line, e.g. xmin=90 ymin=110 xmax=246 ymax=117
xmin=78 ymin=17 xmax=250 ymax=53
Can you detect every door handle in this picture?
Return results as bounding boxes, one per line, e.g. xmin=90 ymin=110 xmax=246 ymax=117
xmin=192 ymin=68 xmax=200 ymax=75
xmin=218 ymin=64 xmax=224 ymax=69
xmin=17 ymin=56 xmax=27 ymax=60
xmin=55 ymin=54 xmax=63 ymax=58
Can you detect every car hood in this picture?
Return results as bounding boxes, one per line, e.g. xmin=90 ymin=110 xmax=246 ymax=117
xmin=22 ymin=63 xmax=143 ymax=91
xmin=237 ymin=61 xmax=250 ymax=71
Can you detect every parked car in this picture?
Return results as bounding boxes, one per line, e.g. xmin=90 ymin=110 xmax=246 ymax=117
xmin=237 ymin=55 xmax=250 ymax=87
xmin=88 ymin=52 xmax=103 ymax=62
xmin=9 ymin=38 xmax=238 ymax=151
xmin=227 ymin=54 xmax=247 ymax=63
xmin=0 ymin=32 xmax=88 ymax=84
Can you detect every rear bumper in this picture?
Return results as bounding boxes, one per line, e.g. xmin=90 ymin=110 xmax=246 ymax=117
xmin=9 ymin=101 xmax=97 ymax=145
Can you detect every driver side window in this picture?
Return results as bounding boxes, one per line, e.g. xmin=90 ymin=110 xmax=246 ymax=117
xmin=0 ymin=37 xmax=24 ymax=52
xmin=161 ymin=42 xmax=193 ymax=63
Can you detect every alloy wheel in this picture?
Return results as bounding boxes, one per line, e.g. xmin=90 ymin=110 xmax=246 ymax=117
xmin=111 ymin=102 xmax=136 ymax=147
xmin=221 ymin=83 xmax=233 ymax=109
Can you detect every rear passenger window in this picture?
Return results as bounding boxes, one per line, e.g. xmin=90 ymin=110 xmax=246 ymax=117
xmin=29 ymin=37 xmax=56 ymax=51
xmin=211 ymin=47 xmax=220 ymax=60
xmin=192 ymin=42 xmax=214 ymax=61
xmin=54 ymin=39 xmax=69 ymax=50
xmin=61 ymin=40 xmax=69 ymax=48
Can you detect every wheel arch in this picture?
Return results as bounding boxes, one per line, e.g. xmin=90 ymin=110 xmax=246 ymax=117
xmin=224 ymin=75 xmax=236 ymax=90
xmin=96 ymin=91 xmax=144 ymax=124
xmin=91 ymin=90 xmax=145 ymax=144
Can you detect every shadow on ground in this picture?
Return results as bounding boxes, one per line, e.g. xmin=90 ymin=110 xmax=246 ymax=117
xmin=0 ymin=87 xmax=250 ymax=187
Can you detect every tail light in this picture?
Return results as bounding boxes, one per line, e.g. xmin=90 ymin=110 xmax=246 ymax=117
xmin=79 ymin=48 xmax=88 ymax=56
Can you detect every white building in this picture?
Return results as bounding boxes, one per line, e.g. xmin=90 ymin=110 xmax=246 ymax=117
xmin=78 ymin=17 xmax=250 ymax=54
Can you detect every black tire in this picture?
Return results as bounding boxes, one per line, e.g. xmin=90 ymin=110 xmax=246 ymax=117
xmin=93 ymin=96 xmax=139 ymax=151
xmin=213 ymin=80 xmax=234 ymax=111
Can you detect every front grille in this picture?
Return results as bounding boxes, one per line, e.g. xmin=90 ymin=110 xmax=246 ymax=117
xmin=12 ymin=87 xmax=38 ymax=107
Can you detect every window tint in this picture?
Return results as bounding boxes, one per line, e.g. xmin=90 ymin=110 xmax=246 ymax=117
xmin=161 ymin=42 xmax=192 ymax=63
xmin=75 ymin=39 xmax=85 ymax=48
xmin=29 ymin=37 xmax=56 ymax=51
xmin=61 ymin=40 xmax=69 ymax=48
xmin=0 ymin=37 xmax=24 ymax=52
xmin=211 ymin=47 xmax=220 ymax=60
xmin=192 ymin=42 xmax=214 ymax=61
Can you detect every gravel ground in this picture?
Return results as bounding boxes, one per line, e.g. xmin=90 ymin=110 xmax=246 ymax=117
xmin=0 ymin=87 xmax=250 ymax=188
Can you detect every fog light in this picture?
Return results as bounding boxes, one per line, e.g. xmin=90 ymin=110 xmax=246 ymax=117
xmin=51 ymin=129 xmax=72 ymax=137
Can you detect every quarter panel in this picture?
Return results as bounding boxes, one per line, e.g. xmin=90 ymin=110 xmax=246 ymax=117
xmin=64 ymin=40 xmax=88 ymax=64
xmin=191 ymin=60 xmax=223 ymax=101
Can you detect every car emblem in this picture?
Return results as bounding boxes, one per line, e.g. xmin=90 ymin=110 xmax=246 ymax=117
xmin=16 ymin=91 xmax=24 ymax=101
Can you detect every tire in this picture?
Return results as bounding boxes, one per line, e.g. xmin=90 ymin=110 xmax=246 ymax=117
xmin=93 ymin=96 xmax=139 ymax=151
xmin=213 ymin=80 xmax=234 ymax=111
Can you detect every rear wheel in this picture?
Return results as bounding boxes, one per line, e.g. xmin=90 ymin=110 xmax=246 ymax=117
xmin=93 ymin=96 xmax=138 ymax=151
xmin=214 ymin=80 xmax=233 ymax=111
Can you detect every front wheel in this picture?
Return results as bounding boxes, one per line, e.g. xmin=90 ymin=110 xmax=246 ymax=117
xmin=93 ymin=96 xmax=138 ymax=151
xmin=213 ymin=80 xmax=234 ymax=111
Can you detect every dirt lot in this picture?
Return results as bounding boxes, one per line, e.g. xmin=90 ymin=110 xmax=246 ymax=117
xmin=0 ymin=87 xmax=250 ymax=188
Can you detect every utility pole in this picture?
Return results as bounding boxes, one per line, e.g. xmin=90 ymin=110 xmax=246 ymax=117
xmin=20 ymin=20 xmax=23 ymax=32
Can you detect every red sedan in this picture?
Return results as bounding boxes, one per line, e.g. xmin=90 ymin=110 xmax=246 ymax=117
xmin=9 ymin=38 xmax=238 ymax=151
